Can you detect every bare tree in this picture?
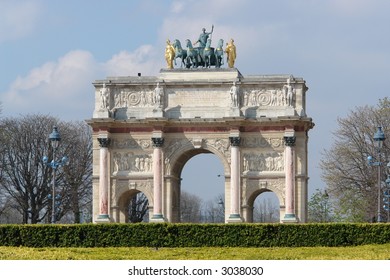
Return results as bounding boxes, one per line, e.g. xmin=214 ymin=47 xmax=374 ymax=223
xmin=128 ymin=192 xmax=149 ymax=223
xmin=253 ymin=197 xmax=279 ymax=223
xmin=180 ymin=191 xmax=202 ymax=223
xmin=58 ymin=121 xmax=92 ymax=223
xmin=0 ymin=115 xmax=56 ymax=223
xmin=320 ymin=98 xmax=390 ymax=222
xmin=203 ymin=194 xmax=225 ymax=223
xmin=0 ymin=114 xmax=92 ymax=224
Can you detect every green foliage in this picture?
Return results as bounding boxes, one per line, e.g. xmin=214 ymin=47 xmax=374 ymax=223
xmin=1 ymin=223 xmax=390 ymax=248
xmin=320 ymin=98 xmax=390 ymax=223
xmin=308 ymin=189 xmax=333 ymax=222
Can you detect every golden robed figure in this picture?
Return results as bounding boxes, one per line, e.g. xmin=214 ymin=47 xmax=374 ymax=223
xmin=165 ymin=39 xmax=175 ymax=69
xmin=225 ymin=39 xmax=236 ymax=68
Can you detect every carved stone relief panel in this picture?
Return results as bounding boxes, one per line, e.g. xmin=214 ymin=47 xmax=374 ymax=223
xmin=242 ymin=79 xmax=295 ymax=108
xmin=242 ymin=88 xmax=292 ymax=107
xmin=243 ymin=152 xmax=284 ymax=172
xmin=115 ymin=89 xmax=155 ymax=108
xmin=111 ymin=137 xmax=153 ymax=174
xmin=113 ymin=152 xmax=152 ymax=173
xmin=241 ymin=136 xmax=284 ymax=174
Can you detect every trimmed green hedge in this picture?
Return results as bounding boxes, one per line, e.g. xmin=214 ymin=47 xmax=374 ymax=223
xmin=1 ymin=223 xmax=390 ymax=247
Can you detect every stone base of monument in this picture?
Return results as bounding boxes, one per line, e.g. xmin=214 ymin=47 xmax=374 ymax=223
xmin=281 ymin=214 xmax=299 ymax=223
xmin=227 ymin=214 xmax=243 ymax=223
xmin=95 ymin=214 xmax=111 ymax=223
xmin=150 ymin=214 xmax=167 ymax=223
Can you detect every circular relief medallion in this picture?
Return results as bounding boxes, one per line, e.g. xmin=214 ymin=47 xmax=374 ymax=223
xmin=128 ymin=92 xmax=140 ymax=106
xmin=258 ymin=91 xmax=271 ymax=106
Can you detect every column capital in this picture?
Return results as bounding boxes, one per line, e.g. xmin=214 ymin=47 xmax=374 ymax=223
xmin=97 ymin=137 xmax=110 ymax=148
xmin=284 ymin=136 xmax=296 ymax=147
xmin=152 ymin=137 xmax=164 ymax=147
xmin=229 ymin=136 xmax=241 ymax=147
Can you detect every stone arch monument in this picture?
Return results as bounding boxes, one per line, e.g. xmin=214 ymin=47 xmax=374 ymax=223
xmin=87 ymin=68 xmax=314 ymax=223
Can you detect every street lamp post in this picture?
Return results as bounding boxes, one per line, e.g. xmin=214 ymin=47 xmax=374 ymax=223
xmin=384 ymin=174 xmax=390 ymax=222
xmin=368 ymin=126 xmax=386 ymax=223
xmin=43 ymin=126 xmax=68 ymax=224
xmin=323 ymin=190 xmax=329 ymax=223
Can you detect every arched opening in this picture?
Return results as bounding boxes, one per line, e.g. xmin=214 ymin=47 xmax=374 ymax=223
xmin=118 ymin=190 xmax=150 ymax=223
xmin=248 ymin=190 xmax=280 ymax=223
xmin=253 ymin=192 xmax=280 ymax=223
xmin=179 ymin=152 xmax=225 ymax=223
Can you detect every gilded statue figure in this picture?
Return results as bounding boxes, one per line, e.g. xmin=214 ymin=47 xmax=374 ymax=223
xmin=165 ymin=39 xmax=175 ymax=69
xmin=225 ymin=39 xmax=236 ymax=68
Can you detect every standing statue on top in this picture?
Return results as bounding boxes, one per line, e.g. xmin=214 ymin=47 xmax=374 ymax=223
xmin=154 ymin=82 xmax=164 ymax=108
xmin=225 ymin=39 xmax=236 ymax=68
xmin=283 ymin=77 xmax=295 ymax=107
xmin=165 ymin=39 xmax=176 ymax=69
xmin=230 ymin=81 xmax=239 ymax=107
xmin=100 ymin=83 xmax=110 ymax=110
xmin=193 ymin=25 xmax=214 ymax=48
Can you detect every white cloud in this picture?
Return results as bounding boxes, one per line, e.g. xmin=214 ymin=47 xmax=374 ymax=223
xmin=0 ymin=0 xmax=43 ymax=43
xmin=2 ymin=46 xmax=162 ymax=121
xmin=3 ymin=50 xmax=98 ymax=120
xmin=104 ymin=45 xmax=160 ymax=77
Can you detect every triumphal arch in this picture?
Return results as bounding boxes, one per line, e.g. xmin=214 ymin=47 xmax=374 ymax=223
xmin=88 ymin=32 xmax=314 ymax=223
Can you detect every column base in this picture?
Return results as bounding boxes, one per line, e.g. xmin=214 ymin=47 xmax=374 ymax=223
xmin=95 ymin=214 xmax=111 ymax=223
xmin=150 ymin=214 xmax=166 ymax=223
xmin=227 ymin=214 xmax=243 ymax=223
xmin=281 ymin=214 xmax=299 ymax=223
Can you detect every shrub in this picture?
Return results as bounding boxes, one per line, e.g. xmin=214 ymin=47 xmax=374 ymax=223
xmin=1 ymin=223 xmax=390 ymax=247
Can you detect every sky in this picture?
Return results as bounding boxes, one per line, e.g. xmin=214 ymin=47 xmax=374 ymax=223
xmin=1 ymin=0 xmax=390 ymax=204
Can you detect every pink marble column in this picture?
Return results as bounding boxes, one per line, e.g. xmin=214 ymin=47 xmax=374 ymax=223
xmin=283 ymin=136 xmax=297 ymax=221
xmin=97 ymin=137 xmax=110 ymax=220
xmin=228 ymin=136 xmax=242 ymax=221
xmin=151 ymin=137 xmax=165 ymax=222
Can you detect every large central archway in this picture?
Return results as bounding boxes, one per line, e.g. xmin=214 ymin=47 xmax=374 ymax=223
xmin=165 ymin=141 xmax=231 ymax=223
xmin=88 ymin=69 xmax=314 ymax=223
xmin=174 ymin=152 xmax=225 ymax=223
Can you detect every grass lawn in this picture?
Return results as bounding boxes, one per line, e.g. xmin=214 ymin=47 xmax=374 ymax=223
xmin=1 ymin=244 xmax=390 ymax=260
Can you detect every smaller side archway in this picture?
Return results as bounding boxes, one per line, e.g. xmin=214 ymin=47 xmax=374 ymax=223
xmin=245 ymin=189 xmax=281 ymax=223
xmin=117 ymin=190 xmax=150 ymax=223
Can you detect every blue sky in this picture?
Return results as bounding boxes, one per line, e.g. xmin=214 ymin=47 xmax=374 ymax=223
xmin=1 ymin=0 xmax=390 ymax=202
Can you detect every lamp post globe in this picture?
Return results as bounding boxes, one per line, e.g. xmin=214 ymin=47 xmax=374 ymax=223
xmin=49 ymin=126 xmax=61 ymax=149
